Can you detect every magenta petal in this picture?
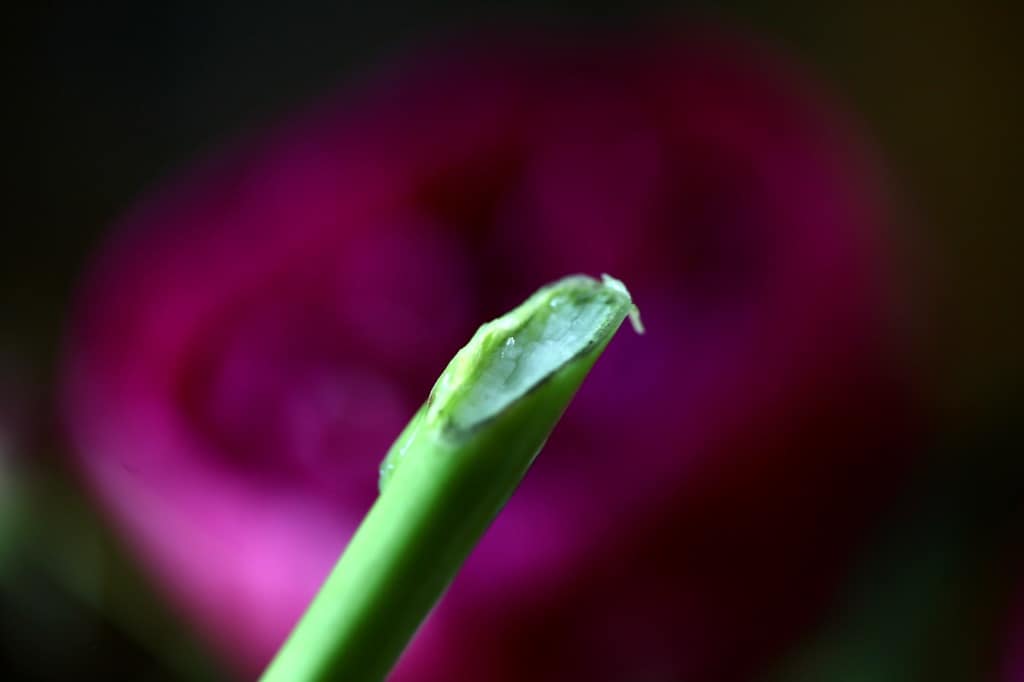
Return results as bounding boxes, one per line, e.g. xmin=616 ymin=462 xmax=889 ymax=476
xmin=63 ymin=28 xmax=917 ymax=680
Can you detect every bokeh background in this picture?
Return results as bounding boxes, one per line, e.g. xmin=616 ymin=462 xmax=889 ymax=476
xmin=2 ymin=1 xmax=1020 ymax=680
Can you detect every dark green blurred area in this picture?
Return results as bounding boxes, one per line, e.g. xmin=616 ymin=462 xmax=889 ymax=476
xmin=2 ymin=1 xmax=1020 ymax=680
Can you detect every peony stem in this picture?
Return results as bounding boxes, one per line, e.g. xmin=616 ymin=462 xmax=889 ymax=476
xmin=260 ymin=274 xmax=642 ymax=682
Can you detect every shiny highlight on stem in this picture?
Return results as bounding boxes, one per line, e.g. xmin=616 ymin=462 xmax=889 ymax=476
xmin=261 ymin=274 xmax=640 ymax=682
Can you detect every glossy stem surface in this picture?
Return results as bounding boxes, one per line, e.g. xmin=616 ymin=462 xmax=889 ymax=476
xmin=261 ymin=274 xmax=639 ymax=682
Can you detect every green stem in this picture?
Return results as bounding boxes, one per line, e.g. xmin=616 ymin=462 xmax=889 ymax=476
xmin=261 ymin=274 xmax=641 ymax=682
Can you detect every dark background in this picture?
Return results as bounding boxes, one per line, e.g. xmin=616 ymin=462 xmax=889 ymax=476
xmin=2 ymin=1 xmax=1020 ymax=679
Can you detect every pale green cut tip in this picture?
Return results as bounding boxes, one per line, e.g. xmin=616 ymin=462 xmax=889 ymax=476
xmin=426 ymin=273 xmax=642 ymax=433
xmin=378 ymin=273 xmax=642 ymax=491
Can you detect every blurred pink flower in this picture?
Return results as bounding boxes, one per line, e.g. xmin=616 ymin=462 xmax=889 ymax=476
xmin=63 ymin=28 xmax=917 ymax=681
